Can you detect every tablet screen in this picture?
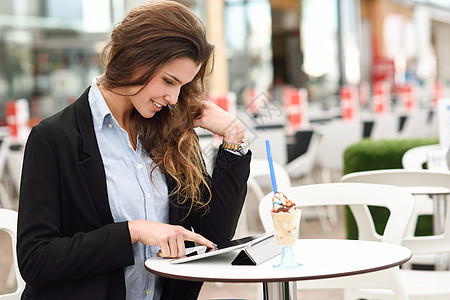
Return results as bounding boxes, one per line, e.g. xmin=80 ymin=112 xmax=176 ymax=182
xmin=170 ymin=233 xmax=273 ymax=264
xmin=217 ymin=235 xmax=258 ymax=249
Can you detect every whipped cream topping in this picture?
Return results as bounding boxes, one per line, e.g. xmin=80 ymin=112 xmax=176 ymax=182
xmin=272 ymin=191 xmax=296 ymax=213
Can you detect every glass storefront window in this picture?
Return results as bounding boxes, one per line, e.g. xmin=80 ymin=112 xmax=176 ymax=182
xmin=225 ymin=0 xmax=273 ymax=104
xmin=301 ymin=0 xmax=339 ymax=103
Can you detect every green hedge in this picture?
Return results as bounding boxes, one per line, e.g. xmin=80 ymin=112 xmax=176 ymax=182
xmin=343 ymin=137 xmax=439 ymax=240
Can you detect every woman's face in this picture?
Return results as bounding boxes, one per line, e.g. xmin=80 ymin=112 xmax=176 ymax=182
xmin=127 ymin=57 xmax=201 ymax=118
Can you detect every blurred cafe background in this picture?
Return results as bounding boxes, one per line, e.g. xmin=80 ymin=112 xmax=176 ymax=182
xmin=1 ymin=0 xmax=450 ymax=234
xmin=1 ymin=0 xmax=450 ymax=226
xmin=1 ymin=0 xmax=449 ymax=133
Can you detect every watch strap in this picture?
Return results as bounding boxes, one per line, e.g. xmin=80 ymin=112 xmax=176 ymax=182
xmin=222 ymin=138 xmax=249 ymax=155
xmin=222 ymin=140 xmax=241 ymax=152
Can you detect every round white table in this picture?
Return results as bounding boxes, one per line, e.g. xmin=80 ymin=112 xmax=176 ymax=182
xmin=145 ymin=239 xmax=412 ymax=299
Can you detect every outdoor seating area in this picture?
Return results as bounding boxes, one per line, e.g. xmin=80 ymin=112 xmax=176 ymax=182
xmin=194 ymin=101 xmax=450 ymax=298
xmin=1 ymin=104 xmax=449 ymax=299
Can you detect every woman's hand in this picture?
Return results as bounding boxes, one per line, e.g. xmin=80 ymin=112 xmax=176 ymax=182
xmin=193 ymin=101 xmax=245 ymax=143
xmin=128 ymin=220 xmax=216 ymax=258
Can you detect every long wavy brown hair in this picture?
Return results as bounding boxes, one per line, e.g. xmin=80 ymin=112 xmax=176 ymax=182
xmin=100 ymin=0 xmax=214 ymax=213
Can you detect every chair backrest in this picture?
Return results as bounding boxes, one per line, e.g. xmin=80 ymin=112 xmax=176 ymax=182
xmin=341 ymin=169 xmax=450 ymax=254
xmin=0 ymin=133 xmax=13 ymax=209
xmin=196 ymin=132 xmax=216 ymax=175
xmin=249 ymin=158 xmax=291 ymax=191
xmin=285 ymin=129 xmax=321 ymax=179
xmin=402 ymin=144 xmax=448 ymax=170
xmin=235 ymin=160 xmax=292 ymax=238
xmin=399 ymin=109 xmax=430 ymax=139
xmin=0 ymin=208 xmax=25 ymax=299
xmin=370 ymin=113 xmax=399 ymax=140
xmin=0 ymin=131 xmax=11 ymax=182
xmin=250 ymin=126 xmax=288 ymax=166
xmin=427 ymin=109 xmax=439 ymax=137
xmin=314 ymin=120 xmax=362 ymax=170
xmin=258 ymin=182 xmax=414 ymax=245
xmin=6 ymin=149 xmax=24 ymax=195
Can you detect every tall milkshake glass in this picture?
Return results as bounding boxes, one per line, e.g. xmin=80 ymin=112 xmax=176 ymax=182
xmin=265 ymin=139 xmax=302 ymax=268
xmin=271 ymin=206 xmax=302 ymax=268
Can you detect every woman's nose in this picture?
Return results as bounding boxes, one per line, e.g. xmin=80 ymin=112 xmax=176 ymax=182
xmin=164 ymin=89 xmax=180 ymax=105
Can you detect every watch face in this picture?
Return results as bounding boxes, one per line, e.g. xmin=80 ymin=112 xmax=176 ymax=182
xmin=240 ymin=138 xmax=250 ymax=155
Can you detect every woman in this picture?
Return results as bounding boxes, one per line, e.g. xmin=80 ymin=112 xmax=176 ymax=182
xmin=17 ymin=1 xmax=251 ymax=299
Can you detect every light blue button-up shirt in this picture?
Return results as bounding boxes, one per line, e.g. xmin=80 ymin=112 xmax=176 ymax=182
xmin=88 ymin=77 xmax=169 ymax=300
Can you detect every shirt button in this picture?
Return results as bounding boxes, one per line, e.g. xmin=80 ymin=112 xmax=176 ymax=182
xmin=145 ymin=193 xmax=151 ymax=199
xmin=145 ymin=289 xmax=151 ymax=295
xmin=108 ymin=123 xmax=113 ymax=128
xmin=137 ymin=163 xmax=143 ymax=169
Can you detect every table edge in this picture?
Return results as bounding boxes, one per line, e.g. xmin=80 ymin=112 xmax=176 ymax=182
xmin=145 ymin=252 xmax=412 ymax=283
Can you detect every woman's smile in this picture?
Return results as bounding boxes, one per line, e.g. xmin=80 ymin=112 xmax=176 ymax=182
xmin=152 ymin=100 xmax=163 ymax=109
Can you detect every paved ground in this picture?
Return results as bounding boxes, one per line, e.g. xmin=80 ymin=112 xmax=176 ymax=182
xmin=0 ymin=198 xmax=346 ymax=299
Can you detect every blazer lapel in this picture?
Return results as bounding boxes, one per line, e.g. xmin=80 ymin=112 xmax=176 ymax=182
xmin=73 ymin=88 xmax=115 ymax=225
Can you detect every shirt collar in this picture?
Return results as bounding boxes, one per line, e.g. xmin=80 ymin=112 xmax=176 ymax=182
xmin=88 ymin=76 xmax=113 ymax=132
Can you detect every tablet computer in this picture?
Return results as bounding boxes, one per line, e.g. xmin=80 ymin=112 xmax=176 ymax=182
xmin=170 ymin=232 xmax=274 ymax=264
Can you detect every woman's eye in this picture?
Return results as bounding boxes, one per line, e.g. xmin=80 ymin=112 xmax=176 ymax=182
xmin=164 ymin=78 xmax=174 ymax=85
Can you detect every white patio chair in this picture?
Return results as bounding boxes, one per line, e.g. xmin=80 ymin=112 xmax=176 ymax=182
xmin=0 ymin=208 xmax=25 ymax=299
xmin=196 ymin=130 xmax=216 ymax=175
xmin=285 ymin=128 xmax=321 ymax=181
xmin=285 ymin=128 xmax=343 ymax=230
xmin=399 ymin=110 xmax=430 ymax=139
xmin=314 ymin=120 xmax=363 ymax=183
xmin=0 ymin=131 xmax=13 ymax=209
xmin=258 ymin=182 xmax=414 ymax=299
xmin=402 ymin=144 xmax=448 ymax=171
xmin=401 ymin=145 xmax=447 ymax=238
xmin=234 ymin=177 xmax=265 ymax=239
xmin=252 ymin=156 xmax=338 ymax=233
xmin=427 ymin=109 xmax=439 ymax=137
xmin=249 ymin=124 xmax=287 ymax=166
xmin=235 ymin=159 xmax=291 ymax=238
xmin=248 ymin=158 xmax=291 ymax=191
xmin=341 ymin=169 xmax=450 ymax=238
xmin=6 ymin=148 xmax=24 ymax=197
xmin=341 ymin=169 xmax=450 ymax=299
xmin=370 ymin=113 xmax=400 ymax=140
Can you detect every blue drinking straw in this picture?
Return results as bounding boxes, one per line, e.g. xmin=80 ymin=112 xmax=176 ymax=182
xmin=265 ymin=139 xmax=278 ymax=193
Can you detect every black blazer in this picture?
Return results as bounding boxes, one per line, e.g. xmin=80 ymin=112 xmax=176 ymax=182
xmin=17 ymin=87 xmax=251 ymax=300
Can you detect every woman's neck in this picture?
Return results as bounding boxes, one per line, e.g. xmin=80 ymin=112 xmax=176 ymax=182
xmin=97 ymin=85 xmax=137 ymax=150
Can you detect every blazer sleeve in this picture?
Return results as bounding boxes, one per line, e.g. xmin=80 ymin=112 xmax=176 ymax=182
xmin=190 ymin=146 xmax=251 ymax=244
xmin=17 ymin=126 xmax=135 ymax=288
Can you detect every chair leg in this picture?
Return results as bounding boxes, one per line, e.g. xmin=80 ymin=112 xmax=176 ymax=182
xmin=327 ymin=205 xmax=339 ymax=225
xmin=392 ymin=269 xmax=409 ymax=300
xmin=315 ymin=206 xmax=332 ymax=233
